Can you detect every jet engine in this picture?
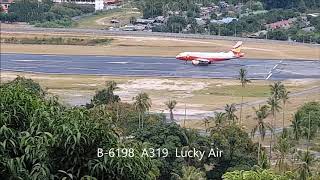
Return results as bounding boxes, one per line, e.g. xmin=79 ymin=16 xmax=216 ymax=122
xmin=192 ymin=60 xmax=210 ymax=66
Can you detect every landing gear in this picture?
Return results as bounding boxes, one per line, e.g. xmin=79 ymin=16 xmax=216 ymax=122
xmin=184 ymin=60 xmax=187 ymax=65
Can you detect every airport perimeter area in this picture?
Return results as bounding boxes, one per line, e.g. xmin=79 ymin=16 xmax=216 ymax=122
xmin=2 ymin=1 xmax=320 ymax=179
xmin=1 ymin=27 xmax=319 ymax=130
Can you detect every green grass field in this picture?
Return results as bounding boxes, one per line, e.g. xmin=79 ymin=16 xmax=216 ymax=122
xmin=76 ymin=8 xmax=141 ymax=29
xmin=194 ymin=84 xmax=309 ymax=97
xmin=195 ymin=84 xmax=270 ymax=97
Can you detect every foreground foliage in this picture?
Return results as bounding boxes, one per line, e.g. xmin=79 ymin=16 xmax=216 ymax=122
xmin=223 ymin=169 xmax=295 ymax=180
xmin=1 ymin=76 xmax=319 ymax=179
xmin=0 ymin=77 xmax=157 ymax=179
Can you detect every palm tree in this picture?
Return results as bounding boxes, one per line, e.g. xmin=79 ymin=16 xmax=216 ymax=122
xmin=259 ymin=150 xmax=270 ymax=169
xmin=133 ymin=92 xmax=152 ymax=128
xmin=292 ymin=112 xmax=303 ymax=141
xmin=267 ymin=96 xmax=281 ymax=129
xmin=295 ymin=112 xmax=315 ymax=180
xmin=205 ymin=112 xmax=226 ymax=133
xmin=182 ymin=129 xmax=201 ymax=164
xmin=202 ymin=117 xmax=211 ymax=132
xmin=172 ymin=166 xmax=206 ymax=180
xmin=267 ymin=96 xmax=281 ymax=162
xmin=296 ymin=150 xmax=316 ymax=180
xmin=165 ymin=99 xmax=177 ymax=122
xmin=213 ymin=112 xmax=226 ymax=129
xmin=251 ymin=105 xmax=272 ymax=166
xmin=106 ymin=81 xmax=120 ymax=103
xmin=270 ymin=81 xmax=284 ymax=100
xmin=106 ymin=80 xmax=118 ymax=92
xmin=238 ymin=68 xmax=251 ymax=125
xmin=279 ymin=88 xmax=290 ymax=130
xmin=225 ymin=103 xmax=238 ymax=124
xmin=92 ymin=81 xmax=120 ymax=105
xmin=273 ymin=134 xmax=293 ymax=172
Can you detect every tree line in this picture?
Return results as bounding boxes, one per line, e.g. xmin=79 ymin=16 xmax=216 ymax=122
xmin=134 ymin=0 xmax=320 ymax=43
xmin=0 ymin=0 xmax=94 ymax=27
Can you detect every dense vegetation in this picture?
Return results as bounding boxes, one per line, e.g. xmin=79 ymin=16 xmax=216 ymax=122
xmin=1 ymin=0 xmax=319 ymax=42
xmin=134 ymin=0 xmax=319 ymax=19
xmin=1 ymin=75 xmax=320 ymax=179
xmin=134 ymin=0 xmax=320 ymax=43
xmin=0 ymin=0 xmax=94 ymax=27
xmin=0 ymin=77 xmax=257 ymax=179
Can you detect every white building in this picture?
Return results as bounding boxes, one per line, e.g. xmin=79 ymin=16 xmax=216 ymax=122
xmin=53 ymin=0 xmax=104 ymax=11
xmin=210 ymin=17 xmax=238 ymax=24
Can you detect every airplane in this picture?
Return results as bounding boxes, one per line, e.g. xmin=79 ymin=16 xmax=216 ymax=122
xmin=175 ymin=41 xmax=244 ymax=65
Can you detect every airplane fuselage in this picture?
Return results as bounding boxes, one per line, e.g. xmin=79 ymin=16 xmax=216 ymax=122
xmin=176 ymin=51 xmax=237 ymax=62
xmin=176 ymin=41 xmax=244 ymax=65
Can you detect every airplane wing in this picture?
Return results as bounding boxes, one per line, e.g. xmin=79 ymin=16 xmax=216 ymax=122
xmin=233 ymin=41 xmax=243 ymax=49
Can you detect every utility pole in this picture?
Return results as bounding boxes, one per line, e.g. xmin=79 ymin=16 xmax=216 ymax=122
xmin=184 ymin=103 xmax=186 ymax=128
xmin=307 ymin=112 xmax=311 ymax=152
xmin=309 ymin=36 xmax=312 ymax=44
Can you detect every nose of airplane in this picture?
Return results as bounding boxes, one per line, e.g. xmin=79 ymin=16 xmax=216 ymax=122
xmin=176 ymin=53 xmax=182 ymax=59
xmin=176 ymin=53 xmax=186 ymax=60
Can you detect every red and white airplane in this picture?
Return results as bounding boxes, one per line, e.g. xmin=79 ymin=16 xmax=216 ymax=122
xmin=176 ymin=41 xmax=244 ymax=65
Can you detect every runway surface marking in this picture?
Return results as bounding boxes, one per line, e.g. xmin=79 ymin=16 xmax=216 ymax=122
xmin=266 ymin=60 xmax=283 ymax=80
xmin=1 ymin=53 xmax=320 ymax=80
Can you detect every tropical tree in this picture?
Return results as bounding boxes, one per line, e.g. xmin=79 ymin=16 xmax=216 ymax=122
xmin=165 ymin=99 xmax=177 ymax=122
xmin=259 ymin=150 xmax=270 ymax=169
xmin=213 ymin=112 xmax=226 ymax=129
xmin=267 ymin=96 xmax=281 ymax=162
xmin=273 ymin=130 xmax=294 ymax=172
xmin=209 ymin=124 xmax=259 ymax=179
xmin=268 ymin=82 xmax=283 ymax=151
xmin=292 ymin=112 xmax=303 ymax=141
xmin=133 ymin=92 xmax=152 ymax=128
xmin=225 ymin=104 xmax=238 ymax=124
xmin=203 ymin=117 xmax=211 ymax=132
xmin=0 ymin=77 xmax=158 ymax=179
xmin=270 ymin=81 xmax=284 ymax=100
xmin=205 ymin=112 xmax=226 ymax=132
xmin=133 ymin=123 xmax=189 ymax=180
xmin=172 ymin=166 xmax=206 ymax=180
xmin=238 ymin=68 xmax=251 ymax=125
xmin=294 ymin=102 xmax=320 ymax=140
xmin=91 ymin=81 xmax=120 ymax=106
xmin=251 ymin=105 xmax=272 ymax=167
xmin=295 ymin=150 xmax=316 ymax=180
xmin=267 ymin=96 xmax=281 ymax=129
xmin=279 ymin=87 xmax=290 ymax=129
xmin=182 ymin=129 xmax=207 ymax=165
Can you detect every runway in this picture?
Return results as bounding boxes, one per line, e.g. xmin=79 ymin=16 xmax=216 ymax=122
xmin=1 ymin=53 xmax=320 ymax=80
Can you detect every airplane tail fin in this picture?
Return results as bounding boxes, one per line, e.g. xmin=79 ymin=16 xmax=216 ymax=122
xmin=231 ymin=41 xmax=244 ymax=57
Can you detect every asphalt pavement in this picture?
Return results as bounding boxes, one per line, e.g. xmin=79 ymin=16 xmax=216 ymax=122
xmin=1 ymin=53 xmax=320 ymax=80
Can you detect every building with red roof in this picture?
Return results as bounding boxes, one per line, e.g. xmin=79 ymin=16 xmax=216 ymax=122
xmin=105 ymin=0 xmax=121 ymax=5
xmin=0 ymin=0 xmax=14 ymax=13
xmin=266 ymin=18 xmax=296 ymax=30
